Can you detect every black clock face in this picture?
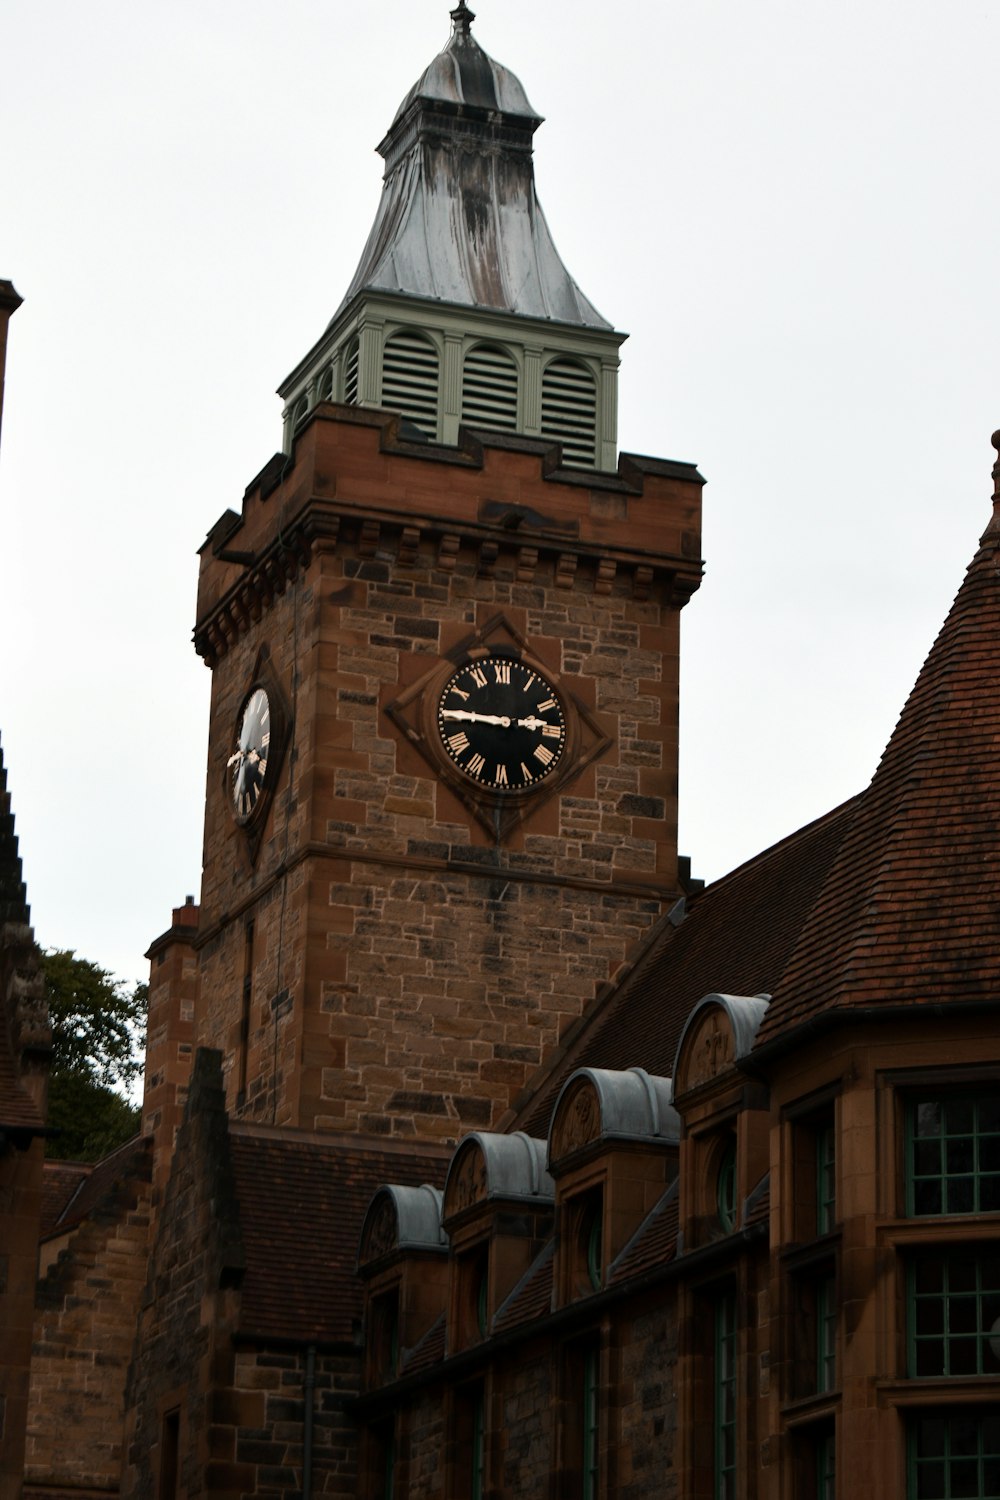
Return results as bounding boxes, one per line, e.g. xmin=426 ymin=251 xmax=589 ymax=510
xmin=229 ymin=686 xmax=271 ymax=824
xmin=437 ymin=657 xmax=567 ymax=790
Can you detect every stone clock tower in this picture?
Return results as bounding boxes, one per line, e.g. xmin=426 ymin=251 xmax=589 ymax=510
xmin=151 ymin=5 xmax=704 ymax=1153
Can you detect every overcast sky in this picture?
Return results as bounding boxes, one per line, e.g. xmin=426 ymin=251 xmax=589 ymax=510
xmin=2 ymin=0 xmax=998 ymax=985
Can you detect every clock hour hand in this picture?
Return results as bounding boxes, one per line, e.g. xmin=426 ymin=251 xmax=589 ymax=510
xmin=517 ymin=715 xmax=550 ymax=732
xmin=227 ymin=749 xmax=243 ymax=768
xmin=440 ymin=709 xmax=512 ymax=727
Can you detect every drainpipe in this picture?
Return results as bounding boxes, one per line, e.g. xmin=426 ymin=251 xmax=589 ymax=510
xmin=302 ymin=1343 xmax=316 ymax=1499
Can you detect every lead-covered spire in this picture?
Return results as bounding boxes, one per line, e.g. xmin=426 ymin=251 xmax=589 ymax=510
xmin=279 ymin=11 xmax=625 ymax=470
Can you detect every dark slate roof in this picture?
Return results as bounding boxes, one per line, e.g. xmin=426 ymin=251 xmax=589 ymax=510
xmin=609 ymin=1182 xmax=680 ymax=1286
xmin=492 ymin=1240 xmax=554 ymax=1335
xmin=402 ymin=1312 xmax=446 ymax=1376
xmin=41 ymin=1135 xmax=152 ymax=1239
xmin=758 ymin=495 xmax=1000 ymax=1046
xmin=228 ymin=1127 xmax=450 ymax=1346
xmin=513 ymin=797 xmax=858 ymax=1138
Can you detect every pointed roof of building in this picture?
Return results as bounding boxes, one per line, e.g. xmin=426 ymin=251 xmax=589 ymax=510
xmin=332 ymin=4 xmax=611 ymax=330
xmin=756 ymin=433 xmax=1000 ymax=1047
xmin=511 ymin=796 xmax=857 ymax=1138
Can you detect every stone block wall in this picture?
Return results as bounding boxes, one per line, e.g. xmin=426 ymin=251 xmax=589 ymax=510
xmin=25 ymin=1160 xmax=153 ymax=1493
xmin=190 ymin=414 xmax=702 ymax=1141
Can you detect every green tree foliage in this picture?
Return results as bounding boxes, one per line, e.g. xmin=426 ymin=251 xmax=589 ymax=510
xmin=42 ymin=950 xmax=147 ymax=1162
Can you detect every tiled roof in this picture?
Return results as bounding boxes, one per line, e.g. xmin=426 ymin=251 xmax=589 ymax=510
xmin=40 ymin=1161 xmax=91 ymax=1235
xmin=758 ymin=502 xmax=1000 ymax=1045
xmin=402 ymin=1312 xmax=446 ymax=1375
xmin=492 ymin=1241 xmax=554 ymax=1334
xmin=228 ymin=1127 xmax=449 ymax=1346
xmin=41 ymin=1134 xmax=152 ymax=1239
xmin=514 ymin=797 xmax=857 ymax=1138
xmin=609 ymin=1182 xmax=679 ymax=1286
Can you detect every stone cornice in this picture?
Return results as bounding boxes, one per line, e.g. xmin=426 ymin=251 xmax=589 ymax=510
xmin=193 ymin=493 xmax=702 ymax=666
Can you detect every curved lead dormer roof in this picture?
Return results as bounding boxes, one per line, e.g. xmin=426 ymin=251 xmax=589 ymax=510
xmin=331 ymin=5 xmax=611 ymax=330
xmin=391 ymin=3 xmax=539 ymax=126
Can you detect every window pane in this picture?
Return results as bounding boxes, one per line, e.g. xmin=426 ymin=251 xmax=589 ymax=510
xmin=909 ymin=1093 xmax=1000 ymax=1217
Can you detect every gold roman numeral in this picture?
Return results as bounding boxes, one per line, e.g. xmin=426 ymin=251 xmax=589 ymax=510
xmin=534 ymin=744 xmax=555 ymax=766
xmin=448 ymin=732 xmax=471 ymax=754
xmin=467 ymin=752 xmax=486 ymax=776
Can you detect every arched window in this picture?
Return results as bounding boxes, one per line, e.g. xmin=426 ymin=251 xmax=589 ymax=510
xmin=315 ymin=365 xmax=333 ymax=402
xmin=461 ymin=343 xmax=518 ymax=432
xmin=541 ymin=356 xmax=597 ymax=468
xmin=381 ymin=329 xmax=440 ymax=437
xmin=291 ymin=394 xmax=309 ymax=431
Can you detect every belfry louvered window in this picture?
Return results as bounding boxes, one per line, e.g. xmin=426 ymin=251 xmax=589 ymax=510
xmin=541 ymin=357 xmax=597 ymax=468
xmin=461 ymin=343 xmax=518 ymax=432
xmin=381 ymin=329 xmax=440 ymax=437
xmin=343 ymin=337 xmax=360 ymax=406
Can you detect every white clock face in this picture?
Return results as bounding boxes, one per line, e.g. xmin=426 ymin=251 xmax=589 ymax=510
xmin=437 ymin=656 xmax=567 ymax=790
xmin=229 ymin=686 xmax=271 ymax=824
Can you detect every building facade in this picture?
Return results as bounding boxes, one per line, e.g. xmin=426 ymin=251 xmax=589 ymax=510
xmin=12 ymin=10 xmax=1000 ymax=1500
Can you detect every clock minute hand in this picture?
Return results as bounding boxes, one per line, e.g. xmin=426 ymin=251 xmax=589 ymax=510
xmin=440 ymin=709 xmax=512 ymax=727
xmin=226 ymin=749 xmax=244 ymax=768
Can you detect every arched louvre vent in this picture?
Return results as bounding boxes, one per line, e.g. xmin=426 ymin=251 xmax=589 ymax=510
xmin=381 ymin=330 xmax=440 ymax=437
xmin=343 ymin=338 xmax=360 ymax=405
xmin=316 ymin=365 xmax=333 ymax=401
xmin=461 ymin=344 xmax=518 ymax=432
xmin=292 ymin=394 xmax=309 ymax=430
xmin=541 ymin=357 xmax=597 ymax=469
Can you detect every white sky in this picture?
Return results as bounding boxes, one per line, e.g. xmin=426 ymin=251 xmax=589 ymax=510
xmin=2 ymin=0 xmax=998 ymax=985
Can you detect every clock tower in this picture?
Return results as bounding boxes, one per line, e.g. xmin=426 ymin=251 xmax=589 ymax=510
xmin=172 ymin=5 xmax=704 ymax=1146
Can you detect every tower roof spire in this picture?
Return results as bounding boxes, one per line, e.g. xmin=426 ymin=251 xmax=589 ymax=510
xmin=450 ymin=1 xmax=475 ymax=37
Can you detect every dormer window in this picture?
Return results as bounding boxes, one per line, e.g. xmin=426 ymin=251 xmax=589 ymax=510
xmin=717 ymin=1138 xmax=738 ymax=1232
xmin=565 ymin=1190 xmax=603 ymax=1298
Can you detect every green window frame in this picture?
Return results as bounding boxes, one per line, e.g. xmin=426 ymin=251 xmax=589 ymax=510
xmin=817 ymin=1428 xmax=836 ymax=1500
xmin=907 ymin=1095 xmax=1000 ymax=1217
xmin=718 ymin=1142 xmax=738 ymax=1232
xmin=381 ymin=1427 xmax=396 ymax=1500
xmin=816 ymin=1122 xmax=836 ymax=1234
xmin=908 ymin=1413 xmax=1000 ymax=1499
xmin=908 ymin=1252 xmax=1000 ymax=1377
xmin=817 ymin=1274 xmax=837 ymax=1392
xmin=583 ymin=1347 xmax=599 ymax=1500
xmin=715 ymin=1291 xmax=737 ymax=1500
xmin=586 ymin=1209 xmax=603 ymax=1292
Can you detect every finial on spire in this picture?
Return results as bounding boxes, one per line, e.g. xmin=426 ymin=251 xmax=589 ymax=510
xmin=450 ymin=2 xmax=475 ymax=37
xmin=992 ymin=430 xmax=1000 ymax=505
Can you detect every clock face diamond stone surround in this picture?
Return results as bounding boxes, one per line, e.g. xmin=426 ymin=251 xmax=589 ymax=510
xmin=436 ymin=654 xmax=567 ymax=791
